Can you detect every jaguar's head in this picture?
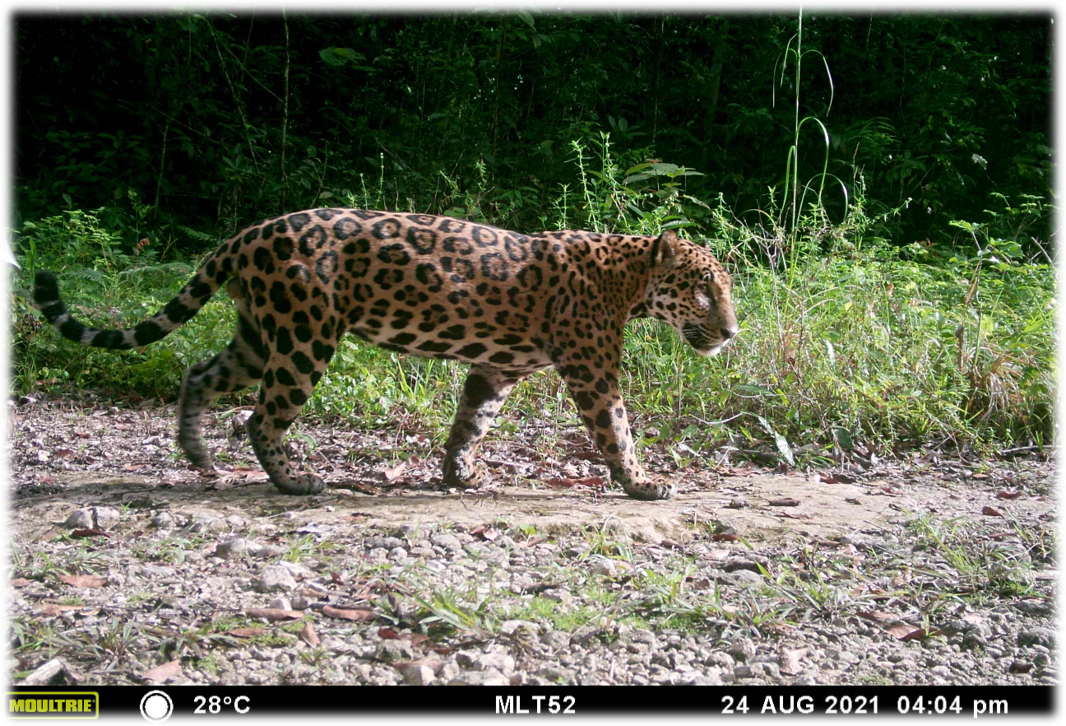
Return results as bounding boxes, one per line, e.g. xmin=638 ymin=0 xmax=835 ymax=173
xmin=644 ymin=230 xmax=738 ymax=357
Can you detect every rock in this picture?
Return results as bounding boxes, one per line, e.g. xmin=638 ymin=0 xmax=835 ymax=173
xmin=375 ymin=640 xmax=414 ymax=663
xmin=729 ymin=637 xmax=756 ymax=663
xmin=1018 ymin=628 xmax=1055 ymax=649
xmin=151 ymin=512 xmax=177 ymax=529
xmin=540 ymin=588 xmax=573 ymax=604
xmin=185 ymin=512 xmax=226 ymax=534
xmin=431 ymin=533 xmax=462 ymax=549
xmin=403 ymin=664 xmax=436 ymax=685
xmin=449 ymin=668 xmax=510 ymax=686
xmin=215 ymin=538 xmax=253 ymax=559
xmin=21 ymin=658 xmax=76 ymax=686
xmin=63 ymin=506 xmax=122 ymax=530
xmin=499 ymin=620 xmax=539 ymax=636
xmin=721 ymin=569 xmax=763 ymax=586
xmin=735 ymin=662 xmax=779 ymax=679
xmin=593 ymin=560 xmax=617 ymax=576
xmin=476 ymin=653 xmax=515 ymax=674
xmin=253 ymin=564 xmax=298 ymax=593
xmin=704 ymin=651 xmax=735 ymax=669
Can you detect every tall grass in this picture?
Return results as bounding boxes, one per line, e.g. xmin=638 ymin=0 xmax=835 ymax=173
xmin=10 ymin=17 xmax=1054 ymax=460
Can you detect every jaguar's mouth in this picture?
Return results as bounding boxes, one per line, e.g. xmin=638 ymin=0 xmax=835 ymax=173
xmin=683 ymin=322 xmax=736 ymax=357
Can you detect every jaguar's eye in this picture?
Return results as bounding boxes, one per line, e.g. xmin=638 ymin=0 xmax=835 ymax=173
xmin=705 ymin=287 xmax=719 ymax=310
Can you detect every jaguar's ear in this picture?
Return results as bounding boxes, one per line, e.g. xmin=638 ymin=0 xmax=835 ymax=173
xmin=650 ymin=230 xmax=679 ymax=270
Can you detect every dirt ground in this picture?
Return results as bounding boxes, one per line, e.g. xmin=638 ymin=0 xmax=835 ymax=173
xmin=5 ymin=394 xmax=1057 ymax=690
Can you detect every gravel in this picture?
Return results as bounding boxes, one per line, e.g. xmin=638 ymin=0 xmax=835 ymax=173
xmin=5 ymin=397 xmax=1058 ymax=687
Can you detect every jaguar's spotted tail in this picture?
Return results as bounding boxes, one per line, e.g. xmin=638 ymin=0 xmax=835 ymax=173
xmin=33 ymin=265 xmax=225 ymax=351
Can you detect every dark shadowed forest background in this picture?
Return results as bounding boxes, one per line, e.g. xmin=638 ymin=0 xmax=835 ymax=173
xmin=10 ymin=12 xmax=1056 ymax=460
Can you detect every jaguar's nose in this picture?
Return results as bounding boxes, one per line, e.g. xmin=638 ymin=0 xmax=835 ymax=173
xmin=721 ymin=327 xmax=736 ymax=341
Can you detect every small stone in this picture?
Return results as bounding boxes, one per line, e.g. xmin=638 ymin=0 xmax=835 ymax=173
xmin=91 ymin=507 xmax=122 ymax=529
xmin=268 ymin=597 xmax=292 ymax=611
xmin=729 ymin=637 xmax=756 ymax=663
xmin=387 ymin=547 xmax=408 ymax=561
xmin=185 ymin=512 xmax=225 ymax=534
xmin=590 ymin=558 xmax=619 ymax=577
xmin=704 ymin=651 xmax=735 ymax=668
xmin=477 ymin=653 xmax=515 ymax=674
xmin=150 ymin=512 xmax=177 ymax=529
xmin=930 ymin=665 xmax=951 ymax=678
xmin=431 ymin=533 xmax=462 ymax=549
xmin=403 ymin=664 xmax=435 ymax=685
xmin=499 ymin=620 xmax=539 ymax=636
xmin=540 ymin=588 xmax=573 ymax=604
xmin=1009 ymin=660 xmax=1033 ymax=674
xmin=449 ymin=668 xmax=510 ymax=686
xmin=253 ymin=564 xmax=298 ymax=593
xmin=215 ymin=538 xmax=253 ymax=559
xmin=374 ymin=640 xmax=415 ymax=663
xmin=734 ymin=663 xmax=779 ymax=679
xmin=1018 ymin=628 xmax=1055 ymax=649
xmin=63 ymin=509 xmax=94 ymax=529
xmin=721 ymin=569 xmax=763 ymax=586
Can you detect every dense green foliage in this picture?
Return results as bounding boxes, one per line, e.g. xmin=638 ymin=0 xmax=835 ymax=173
xmin=10 ymin=12 xmax=1055 ymax=460
xmin=16 ymin=12 xmax=1051 ymax=246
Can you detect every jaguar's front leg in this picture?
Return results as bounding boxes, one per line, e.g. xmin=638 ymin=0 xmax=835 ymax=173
xmin=557 ymin=355 xmax=676 ymax=501
xmin=441 ymin=365 xmax=530 ymax=488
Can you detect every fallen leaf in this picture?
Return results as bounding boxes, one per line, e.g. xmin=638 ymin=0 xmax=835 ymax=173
xmin=57 ymin=574 xmax=107 ymax=588
xmin=245 ymin=608 xmax=302 ymax=622
xmin=712 ymin=533 xmax=740 ymax=542
xmin=10 ymin=578 xmax=31 ymax=588
xmin=54 ymin=448 xmax=76 ymax=458
xmin=142 ymin=659 xmax=182 ymax=683
xmin=378 ymin=627 xmax=403 ymax=640
xmin=300 ymin=622 xmax=320 ymax=646
xmin=819 ymin=472 xmax=857 ymax=484
xmin=382 ymin=461 xmax=408 ymax=482
xmin=996 ymin=491 xmax=1022 ymax=500
xmin=224 ymin=628 xmax=268 ymax=638
xmin=471 ymin=525 xmax=500 ymax=542
xmin=660 ymin=538 xmax=684 ymax=549
xmin=321 ymin=605 xmax=377 ymax=621
xmin=542 ymin=476 xmax=604 ymax=489
xmin=768 ymin=497 xmax=800 ymax=507
xmin=982 ymin=506 xmax=1004 ymax=517
xmin=35 ymin=603 xmax=88 ymax=616
xmin=70 ymin=528 xmax=109 ymax=539
xmin=856 ymin=610 xmax=897 ymax=624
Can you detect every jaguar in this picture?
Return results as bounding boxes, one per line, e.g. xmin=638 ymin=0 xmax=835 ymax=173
xmin=34 ymin=209 xmax=738 ymax=500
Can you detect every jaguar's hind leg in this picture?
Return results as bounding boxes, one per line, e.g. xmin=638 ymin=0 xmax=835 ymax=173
xmin=176 ymin=282 xmax=266 ymax=469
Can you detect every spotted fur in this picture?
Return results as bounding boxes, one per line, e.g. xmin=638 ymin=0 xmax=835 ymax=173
xmin=34 ymin=209 xmax=738 ymax=500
